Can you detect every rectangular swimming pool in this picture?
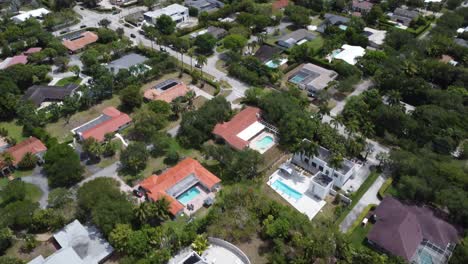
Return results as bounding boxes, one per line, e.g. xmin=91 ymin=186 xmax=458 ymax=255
xmin=271 ymin=179 xmax=303 ymax=200
xmin=177 ymin=186 xmax=201 ymax=205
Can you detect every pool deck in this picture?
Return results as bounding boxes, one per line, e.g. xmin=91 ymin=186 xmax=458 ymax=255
xmin=267 ymin=170 xmax=326 ymax=220
xmin=180 ymin=185 xmax=215 ymax=217
xmin=249 ymin=131 xmax=277 ymax=154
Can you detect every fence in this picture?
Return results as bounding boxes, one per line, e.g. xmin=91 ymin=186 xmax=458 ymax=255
xmin=208 ymin=237 xmax=251 ymax=264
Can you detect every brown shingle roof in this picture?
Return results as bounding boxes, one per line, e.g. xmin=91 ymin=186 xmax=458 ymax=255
xmin=367 ymin=197 xmax=461 ymax=261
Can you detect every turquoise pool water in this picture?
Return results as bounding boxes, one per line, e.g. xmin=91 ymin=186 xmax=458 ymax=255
xmin=331 ymin=49 xmax=341 ymax=58
xmin=253 ymin=135 xmax=274 ymax=150
xmin=290 ymin=73 xmax=307 ymax=84
xmin=271 ymin=179 xmax=302 ymax=200
xmin=177 ymin=186 xmax=201 ymax=205
xmin=339 ymin=25 xmax=348 ymax=31
xmin=265 ymin=60 xmax=280 ymax=68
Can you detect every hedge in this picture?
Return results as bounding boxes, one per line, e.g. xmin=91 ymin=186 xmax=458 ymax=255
xmin=347 ymin=204 xmax=377 ymax=235
xmin=378 ymin=178 xmax=393 ymax=199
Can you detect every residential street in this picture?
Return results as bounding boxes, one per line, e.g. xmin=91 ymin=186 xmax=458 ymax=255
xmin=339 ymin=175 xmax=385 ymax=233
xmin=68 ymin=6 xmax=250 ymax=106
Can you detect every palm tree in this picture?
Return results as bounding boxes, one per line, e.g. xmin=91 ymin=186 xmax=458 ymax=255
xmin=345 ymin=118 xmax=360 ymax=138
xmin=18 ymin=152 xmax=38 ymax=170
xmin=195 ymin=55 xmax=207 ymax=86
xmin=191 ymin=234 xmax=209 ymax=255
xmin=135 ymin=202 xmax=151 ymax=224
xmin=187 ymin=48 xmax=195 ymax=71
xmin=387 ymin=90 xmax=402 ymax=106
xmin=298 ymin=139 xmax=319 ymax=161
xmin=152 ymin=198 xmax=170 ymax=225
xmin=256 ymin=33 xmax=266 ymax=46
xmin=328 ymin=152 xmax=343 ymax=181
xmin=248 ymin=41 xmax=257 ymax=54
xmin=2 ymin=152 xmax=14 ymax=168
xmin=185 ymin=90 xmax=196 ymax=110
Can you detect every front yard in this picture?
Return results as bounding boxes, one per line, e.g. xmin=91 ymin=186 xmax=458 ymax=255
xmin=55 ymin=76 xmax=82 ymax=86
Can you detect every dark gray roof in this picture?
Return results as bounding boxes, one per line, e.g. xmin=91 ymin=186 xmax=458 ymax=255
xmin=254 ymin=45 xmax=282 ymax=62
xmin=317 ymin=14 xmax=350 ymax=33
xmin=185 ymin=0 xmax=224 ymax=12
xmin=206 ymin=26 xmax=227 ymax=39
xmin=367 ymin=197 xmax=461 ymax=261
xmin=22 ymin=84 xmax=79 ymax=107
xmin=105 ymin=53 xmax=149 ymax=74
xmin=393 ymin=7 xmax=419 ymax=19
xmin=278 ymin=29 xmax=317 ymax=48
xmin=313 ymin=173 xmax=333 ymax=187
xmin=454 ymin=38 xmax=468 ymax=48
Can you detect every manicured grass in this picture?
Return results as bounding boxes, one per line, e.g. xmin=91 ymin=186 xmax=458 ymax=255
xmin=13 ymin=168 xmax=35 ymax=178
xmin=308 ymin=36 xmax=324 ymax=51
xmin=348 ymin=223 xmax=373 ymax=249
xmin=0 ymin=120 xmax=25 ymax=142
xmin=24 ymin=182 xmax=42 ymax=203
xmin=0 ymin=178 xmax=8 ymax=188
xmin=336 ymin=172 xmax=380 ymax=224
xmin=55 ymin=76 xmax=82 ymax=86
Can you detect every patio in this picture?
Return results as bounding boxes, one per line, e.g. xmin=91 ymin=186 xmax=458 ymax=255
xmin=179 ymin=185 xmax=215 ymax=217
xmin=267 ymin=169 xmax=326 ymax=220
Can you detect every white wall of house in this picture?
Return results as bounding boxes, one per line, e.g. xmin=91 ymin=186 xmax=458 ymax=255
xmin=309 ymin=180 xmax=332 ymax=200
xmin=292 ymin=152 xmax=355 ymax=189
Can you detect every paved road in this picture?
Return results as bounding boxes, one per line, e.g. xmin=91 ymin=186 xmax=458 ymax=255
xmin=69 ymin=6 xmax=250 ymax=105
xmin=21 ymin=168 xmax=50 ymax=209
xmin=77 ymin=162 xmax=133 ymax=193
xmin=339 ymin=175 xmax=385 ymax=233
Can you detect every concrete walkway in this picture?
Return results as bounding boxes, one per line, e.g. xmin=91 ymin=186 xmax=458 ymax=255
xmin=339 ymin=175 xmax=385 ymax=233
xmin=22 ymin=170 xmax=50 ymax=209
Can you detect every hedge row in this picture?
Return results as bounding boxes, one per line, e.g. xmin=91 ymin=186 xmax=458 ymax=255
xmin=347 ymin=204 xmax=377 ymax=235
xmin=378 ymin=178 xmax=393 ymax=199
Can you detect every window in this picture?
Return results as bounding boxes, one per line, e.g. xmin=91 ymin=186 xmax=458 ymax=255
xmin=304 ymin=157 xmax=309 ymax=164
xmin=319 ymin=166 xmax=324 ymax=171
xmin=334 ymin=173 xmax=338 ymax=178
xmin=312 ymin=162 xmax=317 ymax=167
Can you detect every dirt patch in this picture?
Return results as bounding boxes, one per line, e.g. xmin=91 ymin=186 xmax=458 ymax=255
xmin=193 ymin=96 xmax=208 ymax=109
xmin=6 ymin=239 xmax=56 ymax=262
xmin=235 ymin=233 xmax=269 ymax=264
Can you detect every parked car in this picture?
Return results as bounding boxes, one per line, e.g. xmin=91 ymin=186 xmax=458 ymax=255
xmin=195 ymin=63 xmax=202 ymax=69
xmin=133 ymin=189 xmax=143 ymax=198
xmin=130 ymin=33 xmax=136 ymax=38
xmin=80 ymin=25 xmax=86 ymax=29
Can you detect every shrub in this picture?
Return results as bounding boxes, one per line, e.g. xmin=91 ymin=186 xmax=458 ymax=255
xmin=378 ymin=178 xmax=393 ymax=199
xmin=346 ymin=204 xmax=376 ymax=234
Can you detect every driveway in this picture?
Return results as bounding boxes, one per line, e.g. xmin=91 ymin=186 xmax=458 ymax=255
xmin=21 ymin=168 xmax=50 ymax=209
xmin=77 ymin=162 xmax=133 ymax=193
xmin=339 ymin=175 xmax=385 ymax=233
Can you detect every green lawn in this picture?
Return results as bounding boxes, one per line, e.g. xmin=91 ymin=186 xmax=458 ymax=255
xmin=336 ymin=172 xmax=380 ymax=224
xmin=0 ymin=178 xmax=8 ymax=188
xmin=308 ymin=36 xmax=324 ymax=51
xmin=55 ymin=76 xmax=82 ymax=86
xmin=13 ymin=168 xmax=35 ymax=178
xmin=0 ymin=120 xmax=25 ymax=142
xmin=348 ymin=223 xmax=373 ymax=249
xmin=25 ymin=182 xmax=42 ymax=203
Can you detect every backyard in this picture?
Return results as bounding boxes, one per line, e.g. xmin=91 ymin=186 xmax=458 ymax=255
xmin=0 ymin=121 xmax=25 ymax=142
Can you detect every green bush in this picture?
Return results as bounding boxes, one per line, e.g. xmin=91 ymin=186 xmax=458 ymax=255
xmin=346 ymin=204 xmax=376 ymax=235
xmin=378 ymin=178 xmax=393 ymax=199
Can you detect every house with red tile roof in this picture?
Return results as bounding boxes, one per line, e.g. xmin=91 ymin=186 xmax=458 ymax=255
xmin=367 ymin=197 xmax=461 ymax=263
xmin=213 ymin=107 xmax=277 ymax=153
xmin=143 ymin=79 xmax=190 ymax=103
xmin=0 ymin=54 xmax=28 ymax=70
xmin=138 ymin=158 xmax=221 ymax=216
xmin=0 ymin=137 xmax=47 ymax=175
xmin=23 ymin=47 xmax=42 ymax=55
xmin=71 ymin=107 xmax=132 ymax=142
xmin=62 ymin=31 xmax=99 ymax=53
xmin=272 ymin=0 xmax=289 ymax=10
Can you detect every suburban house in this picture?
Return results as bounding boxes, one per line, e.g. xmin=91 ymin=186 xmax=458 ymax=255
xmin=189 ymin=26 xmax=228 ymax=40
xmin=390 ymin=7 xmax=419 ymax=26
xmin=11 ymin=8 xmax=50 ymax=23
xmin=363 ymin=27 xmax=387 ymax=48
xmin=277 ymin=29 xmax=317 ymax=49
xmin=0 ymin=137 xmax=47 ymax=176
xmin=254 ymin=45 xmax=282 ymax=63
xmin=71 ymin=107 xmax=132 ymax=142
xmin=367 ymin=197 xmax=460 ymax=264
xmin=317 ymin=13 xmax=350 ymax=33
xmin=62 ymin=31 xmax=99 ymax=53
xmin=28 ymin=220 xmax=114 ymax=264
xmin=0 ymin=54 xmax=28 ymax=70
xmin=144 ymin=4 xmax=189 ymax=25
xmin=291 ymin=145 xmax=358 ymax=189
xmin=330 ymin=44 xmax=366 ymax=65
xmin=22 ymin=84 xmax=79 ymax=109
xmin=138 ymin=158 xmax=221 ymax=217
xmin=143 ymin=79 xmax=190 ymax=103
xmin=185 ymin=0 xmax=224 ymax=13
xmin=351 ymin=0 xmax=374 ymax=15
xmin=288 ymin=63 xmax=338 ymax=96
xmin=23 ymin=47 xmax=42 ymax=55
xmin=105 ymin=53 xmax=151 ymax=75
xmin=272 ymin=0 xmax=289 ymax=10
xmin=213 ymin=107 xmax=277 ymax=154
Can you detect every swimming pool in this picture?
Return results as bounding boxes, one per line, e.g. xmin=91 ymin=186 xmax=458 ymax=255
xmin=271 ymin=179 xmax=303 ymax=200
xmin=177 ymin=186 xmax=201 ymax=205
xmin=253 ymin=135 xmax=274 ymax=150
xmin=265 ymin=58 xmax=288 ymax=69
xmin=290 ymin=73 xmax=307 ymax=84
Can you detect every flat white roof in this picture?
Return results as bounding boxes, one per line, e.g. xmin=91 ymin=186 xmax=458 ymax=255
xmin=236 ymin=121 xmax=265 ymax=141
xmin=364 ymin=27 xmax=387 ymax=46
xmin=335 ymin=44 xmax=366 ymax=65
xmin=12 ymin=8 xmax=50 ymax=22
xmin=144 ymin=4 xmax=187 ymax=18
